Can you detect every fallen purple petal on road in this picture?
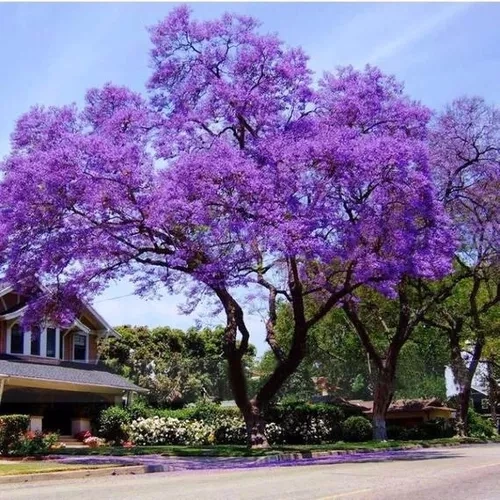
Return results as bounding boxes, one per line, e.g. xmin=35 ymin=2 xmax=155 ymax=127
xmin=47 ymin=449 xmax=458 ymax=472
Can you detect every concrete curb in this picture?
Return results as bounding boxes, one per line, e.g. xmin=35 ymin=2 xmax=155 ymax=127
xmin=253 ymin=440 xmax=490 ymax=464
xmin=0 ymin=465 xmax=149 ymax=485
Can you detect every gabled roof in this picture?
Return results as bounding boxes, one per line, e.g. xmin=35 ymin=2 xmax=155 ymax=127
xmin=0 ymin=282 xmax=119 ymax=337
xmin=0 ymin=354 xmax=146 ymax=393
xmin=349 ymin=398 xmax=453 ymax=414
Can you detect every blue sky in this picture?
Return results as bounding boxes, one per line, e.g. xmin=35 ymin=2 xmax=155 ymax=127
xmin=1 ymin=2 xmax=499 ymax=353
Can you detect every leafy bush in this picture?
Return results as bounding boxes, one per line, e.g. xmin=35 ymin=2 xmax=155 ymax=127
xmin=98 ymin=406 xmax=130 ymax=444
xmin=0 ymin=415 xmax=30 ymax=455
xmin=342 ymin=416 xmax=372 ymax=442
xmin=468 ymin=409 xmax=495 ymax=438
xmin=74 ymin=430 xmax=92 ymax=442
xmin=266 ymin=403 xmax=346 ymax=444
xmin=387 ymin=419 xmax=455 ymax=441
xmin=128 ymin=400 xmax=153 ymax=421
xmin=12 ymin=431 xmax=59 ymax=456
xmin=213 ymin=417 xmax=246 ymax=445
xmin=264 ymin=422 xmax=284 ymax=445
xmin=83 ymin=436 xmax=106 ymax=448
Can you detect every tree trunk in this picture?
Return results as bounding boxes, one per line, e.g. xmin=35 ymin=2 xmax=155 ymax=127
xmin=243 ymin=401 xmax=268 ymax=448
xmin=226 ymin=349 xmax=270 ymax=448
xmin=455 ymin=383 xmax=472 ymax=437
xmin=372 ymin=368 xmax=395 ymax=441
xmin=487 ymin=361 xmax=498 ymax=432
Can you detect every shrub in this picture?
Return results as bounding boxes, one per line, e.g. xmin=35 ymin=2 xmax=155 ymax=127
xmin=468 ymin=408 xmax=495 ymax=438
xmin=266 ymin=403 xmax=345 ymax=444
xmin=387 ymin=424 xmax=405 ymax=440
xmin=74 ymin=430 xmax=92 ymax=442
xmin=11 ymin=431 xmax=59 ymax=456
xmin=83 ymin=436 xmax=106 ymax=448
xmin=128 ymin=400 xmax=153 ymax=421
xmin=98 ymin=406 xmax=130 ymax=444
xmin=185 ymin=420 xmax=215 ymax=446
xmin=0 ymin=415 xmax=30 ymax=455
xmin=128 ymin=416 xmax=190 ymax=446
xmin=342 ymin=416 xmax=372 ymax=442
xmin=213 ymin=417 xmax=246 ymax=445
xmin=265 ymin=422 xmax=284 ymax=445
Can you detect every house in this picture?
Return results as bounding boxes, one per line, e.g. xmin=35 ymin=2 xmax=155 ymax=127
xmin=445 ymin=356 xmax=500 ymax=429
xmin=349 ymin=398 xmax=456 ymax=426
xmin=0 ymin=283 xmax=145 ymax=436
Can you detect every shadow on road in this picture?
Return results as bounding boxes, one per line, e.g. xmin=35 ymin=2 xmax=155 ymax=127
xmin=49 ymin=448 xmax=463 ymax=472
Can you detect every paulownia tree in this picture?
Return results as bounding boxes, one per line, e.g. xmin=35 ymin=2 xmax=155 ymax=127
xmin=0 ymin=7 xmax=453 ymax=446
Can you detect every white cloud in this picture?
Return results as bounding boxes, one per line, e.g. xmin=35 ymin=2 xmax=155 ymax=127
xmin=364 ymin=3 xmax=471 ymax=66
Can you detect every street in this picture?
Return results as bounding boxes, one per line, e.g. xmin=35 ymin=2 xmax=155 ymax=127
xmin=1 ymin=444 xmax=499 ymax=500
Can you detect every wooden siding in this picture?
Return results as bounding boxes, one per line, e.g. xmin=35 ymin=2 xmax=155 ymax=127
xmin=64 ymin=332 xmax=72 ymax=361
xmin=89 ymin=335 xmax=98 ymax=364
xmin=0 ymin=320 xmax=6 ymax=353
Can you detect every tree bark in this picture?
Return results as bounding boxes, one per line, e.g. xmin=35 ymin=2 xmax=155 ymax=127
xmin=372 ymin=367 xmax=395 ymax=441
xmin=455 ymin=383 xmax=472 ymax=437
xmin=487 ymin=360 xmax=498 ymax=432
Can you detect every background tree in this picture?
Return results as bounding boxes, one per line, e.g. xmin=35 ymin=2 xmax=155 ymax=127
xmin=99 ymin=325 xmax=257 ymax=407
xmin=0 ymin=7 xmax=453 ymax=446
xmin=257 ymin=301 xmax=448 ymax=405
xmin=423 ymin=96 xmax=500 ymax=435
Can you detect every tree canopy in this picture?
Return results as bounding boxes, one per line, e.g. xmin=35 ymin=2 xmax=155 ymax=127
xmin=0 ymin=7 xmax=468 ymax=445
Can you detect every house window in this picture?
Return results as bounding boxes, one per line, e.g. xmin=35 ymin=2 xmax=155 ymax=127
xmin=46 ymin=328 xmax=56 ymax=358
xmin=73 ymin=334 xmax=87 ymax=361
xmin=31 ymin=325 xmax=41 ymax=356
xmin=10 ymin=324 xmax=24 ymax=354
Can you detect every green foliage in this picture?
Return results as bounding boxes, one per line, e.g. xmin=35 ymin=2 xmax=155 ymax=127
xmin=0 ymin=415 xmax=30 ymax=455
xmin=12 ymin=432 xmax=59 ymax=456
xmin=262 ymin=300 xmax=450 ymax=404
xmin=98 ymin=406 xmax=130 ymax=444
xmin=256 ymin=303 xmax=371 ymax=402
xmin=100 ymin=325 xmax=257 ymax=408
xmin=341 ymin=416 xmax=372 ymax=442
xmin=468 ymin=408 xmax=495 ymax=438
xmin=265 ymin=402 xmax=349 ymax=444
xmin=387 ymin=419 xmax=455 ymax=440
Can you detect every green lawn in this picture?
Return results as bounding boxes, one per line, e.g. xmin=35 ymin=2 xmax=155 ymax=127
xmin=0 ymin=462 xmax=117 ymax=476
xmin=50 ymin=436 xmax=494 ymax=457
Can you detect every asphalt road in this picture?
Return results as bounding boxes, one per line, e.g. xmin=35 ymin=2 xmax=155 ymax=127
xmin=1 ymin=444 xmax=500 ymax=500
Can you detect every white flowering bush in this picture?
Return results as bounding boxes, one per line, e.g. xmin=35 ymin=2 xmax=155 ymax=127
xmin=185 ymin=420 xmax=215 ymax=446
xmin=264 ymin=422 xmax=284 ymax=445
xmin=128 ymin=416 xmax=189 ymax=446
xmin=280 ymin=416 xmax=332 ymax=444
xmin=213 ymin=416 xmax=246 ymax=445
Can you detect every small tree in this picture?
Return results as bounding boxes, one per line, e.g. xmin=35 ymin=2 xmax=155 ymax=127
xmin=0 ymin=7 xmax=453 ymax=447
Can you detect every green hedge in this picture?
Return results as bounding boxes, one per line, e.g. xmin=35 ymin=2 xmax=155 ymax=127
xmin=0 ymin=415 xmax=30 ymax=455
xmin=98 ymin=406 xmax=130 ymax=444
xmin=387 ymin=418 xmax=455 ymax=440
xmin=341 ymin=416 xmax=372 ymax=442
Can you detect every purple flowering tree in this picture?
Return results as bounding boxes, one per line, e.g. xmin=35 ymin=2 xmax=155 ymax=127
xmin=425 ymin=96 xmax=500 ymax=435
xmin=0 ymin=7 xmax=453 ymax=446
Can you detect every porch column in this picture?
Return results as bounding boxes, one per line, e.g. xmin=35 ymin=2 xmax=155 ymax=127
xmin=29 ymin=416 xmax=43 ymax=433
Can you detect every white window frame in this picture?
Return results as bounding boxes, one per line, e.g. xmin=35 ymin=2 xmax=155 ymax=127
xmin=6 ymin=322 xmax=60 ymax=359
xmin=72 ymin=331 xmax=89 ymax=363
